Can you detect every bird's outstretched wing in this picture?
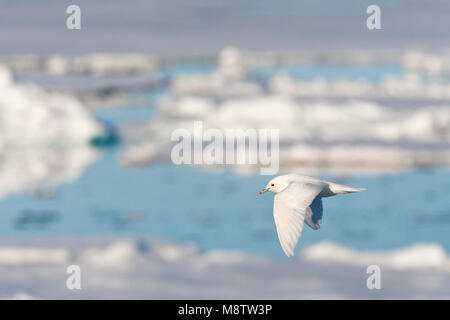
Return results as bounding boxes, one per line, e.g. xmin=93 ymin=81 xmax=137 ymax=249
xmin=273 ymin=181 xmax=326 ymax=257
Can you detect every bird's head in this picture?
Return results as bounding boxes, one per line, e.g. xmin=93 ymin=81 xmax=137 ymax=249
xmin=259 ymin=175 xmax=290 ymax=194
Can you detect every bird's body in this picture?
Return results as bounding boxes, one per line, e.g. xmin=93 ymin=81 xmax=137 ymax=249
xmin=260 ymin=174 xmax=365 ymax=257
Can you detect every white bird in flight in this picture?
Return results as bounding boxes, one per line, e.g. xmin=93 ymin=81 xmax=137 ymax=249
xmin=260 ymin=174 xmax=366 ymax=257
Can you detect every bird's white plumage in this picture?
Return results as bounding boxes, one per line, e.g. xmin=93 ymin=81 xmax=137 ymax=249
xmin=273 ymin=180 xmax=326 ymax=257
xmin=261 ymin=174 xmax=366 ymax=257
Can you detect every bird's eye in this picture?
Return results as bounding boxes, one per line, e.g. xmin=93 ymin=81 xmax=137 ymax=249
xmin=271 ymin=184 xmax=274 ymax=186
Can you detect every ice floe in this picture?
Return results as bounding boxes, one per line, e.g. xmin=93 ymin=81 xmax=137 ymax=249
xmin=0 ymin=66 xmax=102 ymax=199
xmin=0 ymin=238 xmax=448 ymax=299
xmin=121 ymin=95 xmax=450 ymax=174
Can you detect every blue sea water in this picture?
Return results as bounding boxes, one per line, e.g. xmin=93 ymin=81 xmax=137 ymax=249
xmin=160 ymin=62 xmax=406 ymax=83
xmin=248 ymin=63 xmax=405 ymax=83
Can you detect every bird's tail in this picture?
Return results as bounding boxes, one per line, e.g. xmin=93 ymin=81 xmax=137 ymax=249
xmin=329 ymin=183 xmax=366 ymax=194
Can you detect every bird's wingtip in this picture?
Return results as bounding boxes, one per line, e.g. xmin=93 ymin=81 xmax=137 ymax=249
xmin=284 ymin=250 xmax=294 ymax=258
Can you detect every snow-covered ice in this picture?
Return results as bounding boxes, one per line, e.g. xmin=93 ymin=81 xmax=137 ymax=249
xmin=0 ymin=238 xmax=448 ymax=299
xmin=0 ymin=66 xmax=101 ymax=199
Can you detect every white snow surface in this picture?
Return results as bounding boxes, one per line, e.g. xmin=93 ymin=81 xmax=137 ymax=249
xmin=0 ymin=237 xmax=449 ymax=299
xmin=0 ymin=66 xmax=101 ymax=199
